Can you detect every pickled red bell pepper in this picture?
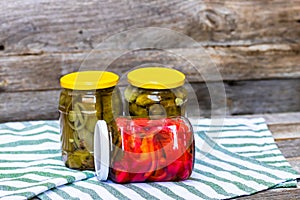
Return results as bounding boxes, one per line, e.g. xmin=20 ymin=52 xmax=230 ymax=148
xmin=109 ymin=117 xmax=194 ymax=183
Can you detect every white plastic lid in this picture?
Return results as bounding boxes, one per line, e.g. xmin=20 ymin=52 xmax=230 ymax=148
xmin=94 ymin=120 xmax=110 ymax=181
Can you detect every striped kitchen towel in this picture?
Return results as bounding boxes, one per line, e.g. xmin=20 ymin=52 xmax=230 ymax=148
xmin=0 ymin=118 xmax=298 ymax=200
xmin=0 ymin=121 xmax=94 ymax=200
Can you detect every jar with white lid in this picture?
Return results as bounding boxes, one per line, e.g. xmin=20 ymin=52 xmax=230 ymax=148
xmin=94 ymin=116 xmax=195 ymax=183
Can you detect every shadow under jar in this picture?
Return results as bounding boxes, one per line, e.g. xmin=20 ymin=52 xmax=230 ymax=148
xmin=125 ymin=67 xmax=188 ymax=118
xmin=59 ymin=71 xmax=122 ymax=170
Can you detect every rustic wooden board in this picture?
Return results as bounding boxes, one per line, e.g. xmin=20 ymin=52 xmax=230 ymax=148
xmin=0 ymin=45 xmax=300 ymax=92
xmin=0 ymin=0 xmax=300 ymax=54
xmin=287 ymin=159 xmax=300 ymax=175
xmin=235 ymin=187 xmax=300 ymax=200
xmin=277 ymin=139 xmax=300 ymax=159
xmin=0 ymin=90 xmax=60 ymax=122
xmin=225 ymin=78 xmax=300 ymax=115
xmin=268 ymin=123 xmax=300 ymax=141
xmin=1 ymin=79 xmax=300 ymax=122
xmin=193 ymin=78 xmax=300 ymax=116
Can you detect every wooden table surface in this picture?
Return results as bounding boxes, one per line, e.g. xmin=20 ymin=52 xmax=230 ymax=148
xmin=234 ymin=112 xmax=300 ymax=199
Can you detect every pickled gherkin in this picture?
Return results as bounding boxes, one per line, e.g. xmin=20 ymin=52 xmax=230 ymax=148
xmin=59 ymin=71 xmax=122 ymax=170
xmin=125 ymin=85 xmax=187 ymax=118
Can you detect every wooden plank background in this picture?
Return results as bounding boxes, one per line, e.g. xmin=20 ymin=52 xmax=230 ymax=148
xmin=0 ymin=0 xmax=300 ymax=122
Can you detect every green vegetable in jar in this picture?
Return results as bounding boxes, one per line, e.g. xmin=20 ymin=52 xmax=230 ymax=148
xmin=129 ymin=102 xmax=148 ymax=117
xmin=59 ymin=71 xmax=121 ymax=170
xmin=125 ymin=67 xmax=188 ymax=118
xmin=124 ymin=86 xmax=139 ymax=103
xmin=125 ymin=85 xmax=187 ymax=118
xmin=59 ymin=87 xmax=122 ymax=170
xmin=135 ymin=94 xmax=156 ymax=106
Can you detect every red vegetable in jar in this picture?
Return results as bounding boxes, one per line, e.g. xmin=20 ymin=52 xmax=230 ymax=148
xmin=94 ymin=117 xmax=195 ymax=183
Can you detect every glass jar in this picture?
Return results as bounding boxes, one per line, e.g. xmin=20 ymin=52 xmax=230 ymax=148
xmin=59 ymin=71 xmax=122 ymax=170
xmin=94 ymin=116 xmax=195 ymax=183
xmin=124 ymin=67 xmax=188 ymax=118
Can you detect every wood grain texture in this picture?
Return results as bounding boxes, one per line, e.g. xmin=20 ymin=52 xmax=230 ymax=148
xmin=225 ymin=79 xmax=300 ymax=115
xmin=287 ymin=159 xmax=300 ymax=175
xmin=270 ymin=123 xmax=300 ymax=140
xmin=0 ymin=90 xmax=60 ymax=122
xmin=193 ymin=78 xmax=300 ymax=116
xmin=277 ymin=139 xmax=300 ymax=159
xmin=0 ymin=0 xmax=300 ymax=54
xmin=0 ymin=45 xmax=300 ymax=92
xmin=235 ymin=187 xmax=300 ymax=200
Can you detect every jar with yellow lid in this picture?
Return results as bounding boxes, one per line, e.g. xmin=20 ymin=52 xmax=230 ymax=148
xmin=58 ymin=71 xmax=122 ymax=170
xmin=124 ymin=67 xmax=188 ymax=118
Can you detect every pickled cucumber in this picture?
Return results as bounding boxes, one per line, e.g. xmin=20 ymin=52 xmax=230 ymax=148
xmin=129 ymin=103 xmax=148 ymax=117
xmin=125 ymin=85 xmax=187 ymax=117
xmin=136 ymin=94 xmax=156 ymax=106
xmin=124 ymin=86 xmax=139 ymax=103
xmin=59 ymin=87 xmax=122 ymax=170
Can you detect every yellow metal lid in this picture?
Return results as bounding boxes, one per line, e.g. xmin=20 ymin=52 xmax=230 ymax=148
xmin=60 ymin=71 xmax=119 ymax=90
xmin=127 ymin=67 xmax=185 ymax=89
